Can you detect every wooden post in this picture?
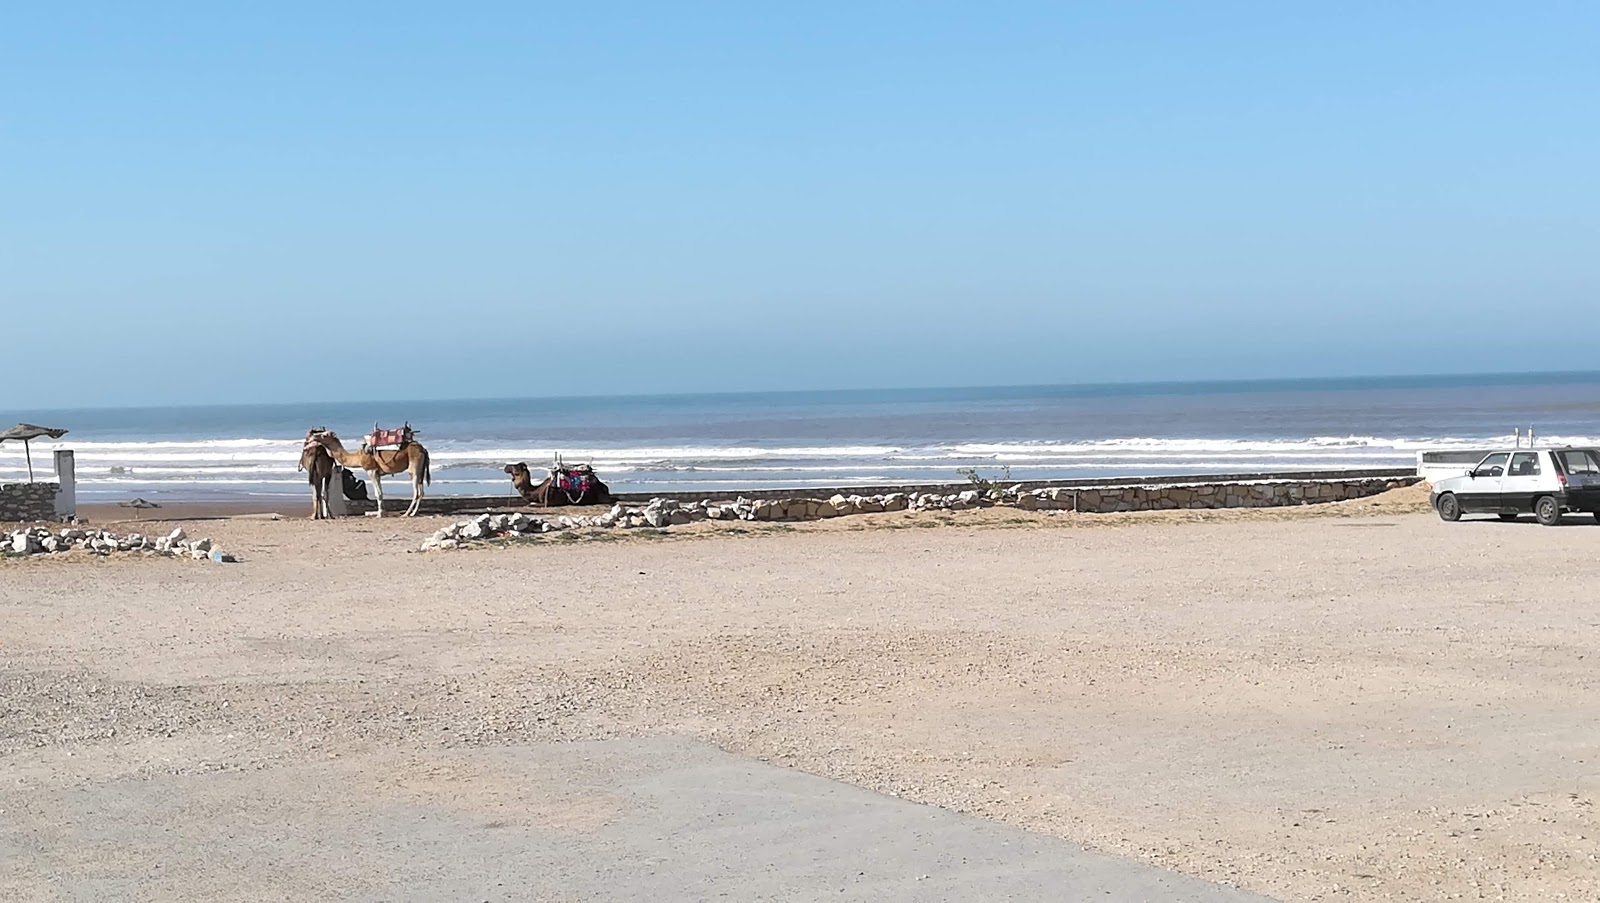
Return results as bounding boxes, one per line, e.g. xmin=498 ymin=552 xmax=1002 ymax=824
xmin=24 ymin=440 xmax=33 ymax=481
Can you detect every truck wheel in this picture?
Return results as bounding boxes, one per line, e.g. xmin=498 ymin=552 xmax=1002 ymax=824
xmin=1437 ymin=493 xmax=1461 ymax=522
xmin=1536 ymin=496 xmax=1563 ymax=526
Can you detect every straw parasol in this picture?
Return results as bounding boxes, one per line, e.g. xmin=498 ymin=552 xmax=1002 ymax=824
xmin=0 ymin=423 xmax=69 ymax=481
xmin=118 ymin=497 xmax=162 ymax=520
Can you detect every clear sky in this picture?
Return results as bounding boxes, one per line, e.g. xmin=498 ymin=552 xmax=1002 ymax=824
xmin=5 ymin=2 xmax=1598 ymax=407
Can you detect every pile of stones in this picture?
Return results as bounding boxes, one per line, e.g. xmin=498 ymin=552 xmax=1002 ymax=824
xmin=419 ymin=490 xmax=996 ymax=551
xmin=4 ymin=526 xmax=235 ymax=562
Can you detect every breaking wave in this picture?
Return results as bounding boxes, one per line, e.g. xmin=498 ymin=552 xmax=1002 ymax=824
xmin=0 ymin=432 xmax=1548 ymax=501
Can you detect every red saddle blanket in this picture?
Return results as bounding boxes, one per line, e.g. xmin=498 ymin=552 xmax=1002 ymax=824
xmin=365 ymin=424 xmax=414 ymax=449
xmin=555 ymin=469 xmax=594 ymax=495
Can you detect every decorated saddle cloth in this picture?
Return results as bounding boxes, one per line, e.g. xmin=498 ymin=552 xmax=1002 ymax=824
xmin=554 ymin=465 xmax=595 ymax=496
xmin=364 ymin=423 xmax=414 ymax=451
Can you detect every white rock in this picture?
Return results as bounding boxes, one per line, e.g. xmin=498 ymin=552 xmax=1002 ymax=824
xmin=166 ymin=528 xmax=187 ymax=543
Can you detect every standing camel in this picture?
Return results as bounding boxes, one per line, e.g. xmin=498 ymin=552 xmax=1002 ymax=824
xmin=306 ymin=428 xmax=431 ymax=517
xmin=297 ymin=436 xmax=338 ymax=519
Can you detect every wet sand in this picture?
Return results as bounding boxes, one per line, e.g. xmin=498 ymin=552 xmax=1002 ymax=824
xmin=7 ymin=489 xmax=1600 ymax=901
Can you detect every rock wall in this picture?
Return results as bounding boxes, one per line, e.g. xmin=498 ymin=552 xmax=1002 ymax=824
xmin=1012 ymin=478 xmax=1406 ymax=513
xmin=0 ymin=482 xmax=59 ymax=523
xmin=421 ymin=477 xmax=1418 ymax=550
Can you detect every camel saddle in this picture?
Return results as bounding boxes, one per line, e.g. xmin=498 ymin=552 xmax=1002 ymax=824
xmin=554 ymin=463 xmax=594 ymax=493
xmin=364 ymin=422 xmax=414 ymax=451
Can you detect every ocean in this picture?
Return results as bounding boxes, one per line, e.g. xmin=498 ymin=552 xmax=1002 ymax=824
xmin=6 ymin=372 xmax=1600 ymax=503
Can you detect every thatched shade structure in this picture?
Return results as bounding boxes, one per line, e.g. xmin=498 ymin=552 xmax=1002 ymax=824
xmin=0 ymin=423 xmax=68 ymax=482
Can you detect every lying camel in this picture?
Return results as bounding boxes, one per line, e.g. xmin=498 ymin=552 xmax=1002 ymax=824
xmin=505 ymin=462 xmax=612 ymax=507
xmin=306 ymin=428 xmax=431 ymax=517
xmin=297 ymin=440 xmax=337 ymax=520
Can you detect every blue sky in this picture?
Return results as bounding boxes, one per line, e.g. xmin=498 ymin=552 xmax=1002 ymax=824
xmin=4 ymin=2 xmax=1597 ymax=407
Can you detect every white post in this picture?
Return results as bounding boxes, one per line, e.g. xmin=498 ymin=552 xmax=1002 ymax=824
xmin=328 ymin=467 xmax=348 ymax=517
xmin=53 ymin=450 xmax=76 ymax=518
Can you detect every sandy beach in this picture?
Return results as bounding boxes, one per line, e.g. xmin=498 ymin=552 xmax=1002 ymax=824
xmin=6 ymin=487 xmax=1600 ymax=901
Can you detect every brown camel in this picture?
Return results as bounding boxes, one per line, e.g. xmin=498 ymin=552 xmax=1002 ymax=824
xmin=307 ymin=428 xmax=431 ymax=517
xmin=297 ymin=437 xmax=338 ymax=519
xmin=505 ymin=462 xmax=611 ymax=507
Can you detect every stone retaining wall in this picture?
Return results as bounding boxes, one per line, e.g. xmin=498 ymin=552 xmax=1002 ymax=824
xmin=421 ymin=476 xmax=1421 ymax=550
xmin=349 ymin=470 xmax=1418 ymax=518
xmin=1014 ymin=478 xmax=1408 ymax=513
xmin=0 ymin=482 xmax=59 ymax=523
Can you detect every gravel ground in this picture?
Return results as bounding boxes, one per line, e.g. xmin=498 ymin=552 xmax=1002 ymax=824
xmin=6 ymin=488 xmax=1600 ymax=901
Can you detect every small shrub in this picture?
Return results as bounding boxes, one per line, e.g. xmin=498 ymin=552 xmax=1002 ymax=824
xmin=956 ymin=464 xmax=1012 ymax=492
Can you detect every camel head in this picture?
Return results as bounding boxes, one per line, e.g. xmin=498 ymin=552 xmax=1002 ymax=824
xmin=304 ymin=428 xmax=342 ymax=449
xmin=505 ymin=462 xmax=532 ymax=480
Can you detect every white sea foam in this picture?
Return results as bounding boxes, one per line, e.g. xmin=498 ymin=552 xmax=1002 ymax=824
xmin=3 ymin=432 xmax=1563 ymax=500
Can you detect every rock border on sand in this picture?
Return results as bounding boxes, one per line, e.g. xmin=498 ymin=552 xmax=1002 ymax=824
xmin=4 ymin=526 xmax=236 ymax=562
xmin=420 ymin=478 xmax=1416 ymax=551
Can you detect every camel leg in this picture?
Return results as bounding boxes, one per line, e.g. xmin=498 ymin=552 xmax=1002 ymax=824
xmin=407 ymin=467 xmax=423 ymax=516
xmin=311 ymin=485 xmax=320 ymax=520
xmin=371 ymin=472 xmax=384 ymax=517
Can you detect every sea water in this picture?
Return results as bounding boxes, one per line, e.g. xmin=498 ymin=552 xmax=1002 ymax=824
xmin=5 ymin=372 xmax=1600 ymax=502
